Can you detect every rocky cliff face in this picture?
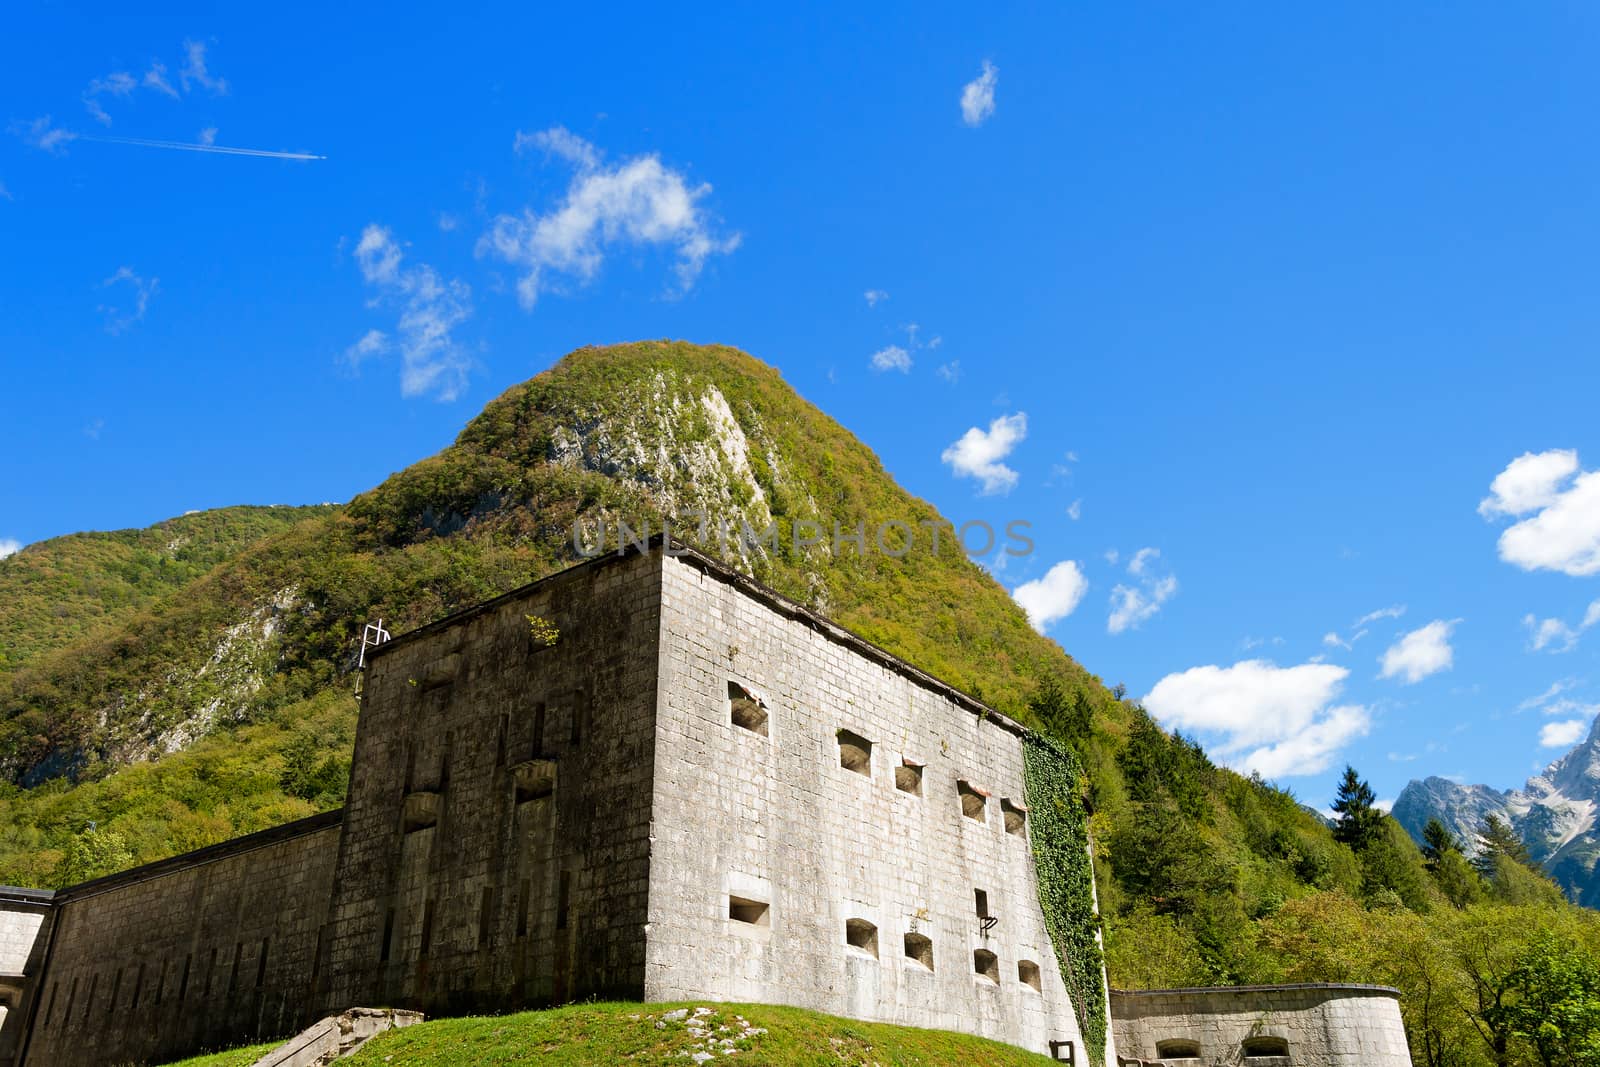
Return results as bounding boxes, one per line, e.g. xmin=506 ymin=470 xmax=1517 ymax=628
xmin=1394 ymin=715 xmax=1600 ymax=905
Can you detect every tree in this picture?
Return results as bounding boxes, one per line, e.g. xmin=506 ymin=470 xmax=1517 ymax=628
xmin=1423 ymin=818 xmax=1461 ymax=868
xmin=1331 ymin=766 xmax=1384 ymax=850
xmin=1504 ymin=932 xmax=1600 ymax=1066
xmin=1476 ymin=815 xmax=1533 ymax=879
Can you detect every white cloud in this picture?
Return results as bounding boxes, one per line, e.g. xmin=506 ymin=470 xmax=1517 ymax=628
xmin=198 ymin=127 xmax=217 ymax=146
xmin=1523 ymin=598 xmax=1600 ymax=653
xmin=1066 ymin=499 xmax=1082 ymax=521
xmin=480 ymin=127 xmax=739 ymax=309
xmin=870 ymin=345 xmax=912 ymax=373
xmin=0 ymin=182 xmax=11 ymax=202
xmin=937 ymin=360 xmax=961 ymax=384
xmin=1323 ymin=632 xmax=1351 ymax=651
xmin=864 ymin=289 xmax=888 ymax=307
xmin=941 ymin=413 xmax=1026 ymax=495
xmin=1481 ymin=449 xmax=1600 ymax=576
xmin=960 ymin=60 xmax=998 ymax=126
xmin=1526 ymin=614 xmax=1579 ymax=653
xmin=344 ymin=328 xmax=389 ymax=367
xmin=1013 ymin=561 xmax=1089 ymax=632
xmin=1540 ymin=718 xmax=1589 ymax=748
xmin=1355 ymin=604 xmax=1407 ymax=627
xmin=143 ymin=62 xmax=179 ymax=98
xmin=515 ymin=125 xmax=599 ymax=168
xmin=0 ymin=539 xmax=21 ymax=559
xmin=1375 ymin=797 xmax=1395 ymax=814
xmin=1108 ymin=548 xmax=1178 ymax=634
xmin=12 ymin=116 xmax=77 ymax=154
xmin=98 ymin=266 xmax=157 ymax=333
xmin=438 ymin=212 xmax=460 ymax=233
xmin=1379 ymin=620 xmax=1458 ymax=684
xmin=352 ymin=225 xmax=473 ymax=401
xmin=180 ymin=40 xmax=228 ymax=94
xmin=1143 ymin=659 xmax=1370 ymax=778
xmin=83 ymin=71 xmax=136 ymax=125
xmin=1388 ymin=752 xmax=1418 ymax=762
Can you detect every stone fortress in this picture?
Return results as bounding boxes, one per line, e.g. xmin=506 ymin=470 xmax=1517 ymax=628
xmin=0 ymin=541 xmax=1411 ymax=1066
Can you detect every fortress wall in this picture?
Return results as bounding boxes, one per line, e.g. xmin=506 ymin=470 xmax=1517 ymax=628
xmin=0 ymin=889 xmax=55 ymax=1067
xmin=1109 ymin=984 xmax=1411 ymax=1066
xmin=644 ymin=551 xmax=1097 ymax=1062
xmin=318 ymin=548 xmax=663 ymax=1016
xmin=22 ymin=812 xmax=342 ymax=1067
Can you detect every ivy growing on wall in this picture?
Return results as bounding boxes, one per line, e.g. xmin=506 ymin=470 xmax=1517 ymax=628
xmin=1021 ymin=732 xmax=1108 ymax=1066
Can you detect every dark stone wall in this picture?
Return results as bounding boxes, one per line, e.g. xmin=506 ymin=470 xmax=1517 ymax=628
xmin=315 ymin=548 xmax=663 ymax=1017
xmin=22 ymin=813 xmax=341 ymax=1067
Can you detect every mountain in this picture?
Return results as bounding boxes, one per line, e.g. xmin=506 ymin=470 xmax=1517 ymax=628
xmin=0 ymin=340 xmax=1425 ymax=992
xmin=1394 ymin=715 xmax=1600 ymax=905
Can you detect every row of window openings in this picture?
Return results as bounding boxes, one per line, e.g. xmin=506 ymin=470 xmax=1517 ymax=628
xmin=379 ymin=871 xmax=574 ymax=963
xmin=40 ymin=938 xmax=271 ymax=1029
xmin=727 ymin=890 xmax=1040 ymax=991
xmin=1154 ymin=1037 xmax=1291 ymax=1061
xmin=733 ymin=684 xmax=1028 ymax=835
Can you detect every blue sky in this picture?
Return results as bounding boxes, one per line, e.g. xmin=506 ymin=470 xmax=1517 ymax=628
xmin=4 ymin=4 xmax=1600 ymax=810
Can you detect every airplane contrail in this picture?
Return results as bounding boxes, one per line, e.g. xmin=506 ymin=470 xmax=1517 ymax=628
xmin=82 ymin=135 xmax=326 ymax=161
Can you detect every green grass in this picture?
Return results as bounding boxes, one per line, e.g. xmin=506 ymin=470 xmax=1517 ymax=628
xmin=154 ymin=1003 xmax=1057 ymax=1067
xmin=341 ymin=1002 xmax=1058 ymax=1067
xmin=152 ymin=1039 xmax=281 ymax=1067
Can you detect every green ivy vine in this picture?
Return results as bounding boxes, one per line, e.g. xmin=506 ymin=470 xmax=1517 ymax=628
xmin=1021 ymin=732 xmax=1107 ymax=1065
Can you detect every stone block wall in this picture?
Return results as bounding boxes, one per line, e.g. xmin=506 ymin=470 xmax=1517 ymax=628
xmin=644 ymin=551 xmax=1098 ymax=1061
xmin=22 ymin=812 xmax=342 ymax=1067
xmin=1109 ymin=984 xmax=1411 ymax=1066
xmin=316 ymin=548 xmax=663 ymax=1017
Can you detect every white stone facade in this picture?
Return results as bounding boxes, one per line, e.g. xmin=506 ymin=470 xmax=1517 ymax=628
xmin=645 ymin=551 xmax=1100 ymax=1061
xmin=1111 ymin=984 xmax=1411 ymax=1066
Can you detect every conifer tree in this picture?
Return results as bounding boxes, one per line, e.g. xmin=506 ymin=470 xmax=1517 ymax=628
xmin=1331 ymin=765 xmax=1384 ymax=850
xmin=1475 ymin=813 xmax=1533 ymax=878
xmin=1422 ymin=817 xmax=1459 ymax=868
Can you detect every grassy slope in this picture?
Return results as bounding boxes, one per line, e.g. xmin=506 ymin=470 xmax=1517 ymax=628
xmin=158 ymin=1003 xmax=1059 ymax=1067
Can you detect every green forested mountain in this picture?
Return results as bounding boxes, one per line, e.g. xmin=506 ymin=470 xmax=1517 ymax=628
xmin=2 ymin=342 xmax=1596 ymax=1065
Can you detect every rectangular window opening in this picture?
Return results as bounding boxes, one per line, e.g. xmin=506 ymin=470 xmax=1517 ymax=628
xmin=837 ymin=729 xmax=873 ymax=776
xmin=903 ymin=931 xmax=934 ymax=970
xmin=130 ymin=962 xmax=143 ymax=1010
xmin=532 ymin=702 xmax=547 ymax=758
xmin=178 ymin=954 xmax=191 ymax=1002
xmin=516 ymin=878 xmax=531 ymax=939
xmin=729 ymin=895 xmax=770 ymax=926
xmin=1002 ymin=797 xmax=1028 ymax=836
xmin=1018 ymin=959 xmax=1042 ymax=992
xmin=227 ymin=943 xmax=242 ymax=997
xmin=957 ymin=779 xmax=988 ymax=821
xmin=107 ymin=967 xmax=120 ymax=1016
xmin=974 ymin=948 xmax=999 ymax=983
xmin=729 ymin=681 xmax=769 ymax=736
xmin=845 ymin=918 xmax=878 ymax=958
xmin=256 ymin=938 xmax=270 ymax=988
xmin=556 ymin=871 xmax=571 ymax=930
xmin=42 ymin=980 xmax=57 ymax=1027
xmin=895 ymin=758 xmax=923 ymax=795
